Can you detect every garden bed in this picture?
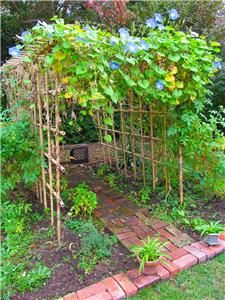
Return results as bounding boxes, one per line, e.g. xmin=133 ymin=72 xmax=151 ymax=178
xmin=6 ymin=190 xmax=137 ymax=300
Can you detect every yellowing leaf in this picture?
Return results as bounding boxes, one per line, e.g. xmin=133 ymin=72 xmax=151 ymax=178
xmin=176 ymin=100 xmax=180 ymax=105
xmin=65 ymin=92 xmax=73 ymax=99
xmin=53 ymin=62 xmax=62 ymax=72
xmin=190 ymin=95 xmax=196 ymax=101
xmin=62 ymin=77 xmax=69 ymax=84
xmin=169 ymin=82 xmax=176 ymax=91
xmin=165 ymin=73 xmax=175 ymax=82
xmin=170 ymin=66 xmax=178 ymax=74
xmin=176 ymin=81 xmax=184 ymax=89
xmin=54 ymin=51 xmax=66 ymax=61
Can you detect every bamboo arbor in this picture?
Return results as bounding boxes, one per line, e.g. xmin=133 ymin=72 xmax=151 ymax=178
xmin=2 ymin=55 xmax=184 ymax=244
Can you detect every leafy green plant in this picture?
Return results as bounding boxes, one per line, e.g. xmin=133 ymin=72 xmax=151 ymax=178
xmin=68 ymin=183 xmax=98 ymax=218
xmin=66 ymin=219 xmax=117 ymax=273
xmin=96 ymin=163 xmax=111 ymax=177
xmin=194 ymin=220 xmax=224 ymax=236
xmin=131 ymin=237 xmax=169 ymax=273
xmin=139 ymin=186 xmax=152 ymax=204
xmin=0 ymin=110 xmax=42 ymax=198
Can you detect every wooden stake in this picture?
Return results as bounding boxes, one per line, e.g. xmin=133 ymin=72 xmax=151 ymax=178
xmin=37 ymin=67 xmax=47 ymax=208
xmin=45 ymin=72 xmax=54 ymax=226
xmin=119 ymin=103 xmax=127 ymax=176
xmin=179 ymin=144 xmax=184 ymax=206
xmin=55 ymin=75 xmax=61 ymax=244
xmin=163 ymin=106 xmax=169 ymax=192
xmin=139 ymin=97 xmax=146 ymax=185
xmin=150 ymin=104 xmax=156 ymax=191
xmin=129 ymin=91 xmax=137 ymax=180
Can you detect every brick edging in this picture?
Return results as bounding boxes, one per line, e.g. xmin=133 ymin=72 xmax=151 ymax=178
xmin=61 ymin=239 xmax=225 ymax=300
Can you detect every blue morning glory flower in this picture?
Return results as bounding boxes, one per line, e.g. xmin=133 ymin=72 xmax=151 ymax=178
xmin=146 ymin=18 xmax=157 ymax=28
xmin=158 ymin=24 xmax=165 ymax=31
xmin=21 ymin=31 xmax=31 ymax=39
xmin=75 ymin=36 xmax=87 ymax=43
xmin=156 ymin=80 xmax=164 ymax=90
xmin=118 ymin=28 xmax=130 ymax=40
xmin=154 ymin=13 xmax=163 ymax=23
xmin=109 ymin=36 xmax=119 ymax=46
xmin=109 ymin=61 xmax=120 ymax=70
xmin=169 ymin=9 xmax=179 ymax=21
xmin=140 ymin=40 xmax=149 ymax=50
xmin=125 ymin=42 xmax=139 ymax=54
xmin=213 ymin=61 xmax=222 ymax=70
xmin=8 ymin=46 xmax=21 ymax=57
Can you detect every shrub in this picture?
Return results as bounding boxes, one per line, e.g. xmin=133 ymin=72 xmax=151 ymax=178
xmin=65 ymin=219 xmax=117 ymax=273
xmin=68 ymin=183 xmax=98 ymax=218
xmin=0 ymin=110 xmax=42 ymax=197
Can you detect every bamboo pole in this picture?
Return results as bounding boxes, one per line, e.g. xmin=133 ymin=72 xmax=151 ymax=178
xmin=119 ymin=103 xmax=127 ymax=176
xmin=45 ymin=72 xmax=54 ymax=226
xmin=129 ymin=91 xmax=137 ymax=180
xmin=179 ymin=144 xmax=184 ymax=206
xmin=163 ymin=106 xmax=169 ymax=192
xmin=96 ymin=111 xmax=106 ymax=163
xmin=150 ymin=104 xmax=156 ymax=191
xmin=37 ymin=67 xmax=47 ymax=208
xmin=103 ymin=110 xmax=112 ymax=166
xmin=55 ymin=75 xmax=61 ymax=244
xmin=44 ymin=152 xmax=65 ymax=173
xmin=111 ymin=103 xmax=119 ymax=170
xmin=139 ymin=97 xmax=146 ymax=185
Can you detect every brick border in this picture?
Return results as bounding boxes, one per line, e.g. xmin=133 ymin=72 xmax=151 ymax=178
xmin=60 ymin=240 xmax=225 ymax=300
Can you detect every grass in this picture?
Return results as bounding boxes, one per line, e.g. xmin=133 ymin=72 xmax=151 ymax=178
xmin=130 ymin=253 xmax=225 ymax=300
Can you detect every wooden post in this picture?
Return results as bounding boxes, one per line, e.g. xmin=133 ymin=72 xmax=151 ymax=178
xmin=111 ymin=103 xmax=119 ymax=170
xmin=119 ymin=103 xmax=127 ymax=176
xmin=163 ymin=106 xmax=169 ymax=192
xmin=55 ymin=75 xmax=61 ymax=244
xmin=45 ymin=72 xmax=54 ymax=226
xmin=179 ymin=144 xmax=184 ymax=206
xmin=139 ymin=97 xmax=146 ymax=185
xmin=96 ymin=111 xmax=106 ymax=163
xmin=129 ymin=91 xmax=137 ymax=180
xmin=37 ymin=67 xmax=47 ymax=208
xmin=150 ymin=104 xmax=156 ymax=191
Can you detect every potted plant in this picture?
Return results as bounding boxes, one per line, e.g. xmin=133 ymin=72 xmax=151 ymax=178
xmin=131 ymin=237 xmax=170 ymax=275
xmin=198 ymin=221 xmax=224 ymax=246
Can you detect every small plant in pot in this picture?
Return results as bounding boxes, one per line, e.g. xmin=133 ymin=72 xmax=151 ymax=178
xmin=198 ymin=221 xmax=224 ymax=246
xmin=131 ymin=237 xmax=170 ymax=275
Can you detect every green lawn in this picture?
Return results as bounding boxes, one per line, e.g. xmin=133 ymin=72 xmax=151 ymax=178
xmin=130 ymin=253 xmax=225 ymax=300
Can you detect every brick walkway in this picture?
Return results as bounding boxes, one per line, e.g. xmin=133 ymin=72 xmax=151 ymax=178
xmin=63 ymin=166 xmax=225 ymax=300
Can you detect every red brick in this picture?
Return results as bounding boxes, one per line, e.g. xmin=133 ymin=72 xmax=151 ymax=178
xmin=165 ymin=242 xmax=179 ymax=252
xmin=209 ymin=240 xmax=225 ymax=255
xmin=157 ymin=228 xmax=174 ymax=239
xmin=117 ymin=231 xmax=136 ymax=240
xmin=85 ymin=292 xmax=112 ymax=300
xmin=113 ymin=273 xmax=138 ymax=297
xmin=64 ymin=293 xmax=78 ymax=300
xmin=120 ymin=238 xmax=134 ymax=249
xmin=102 ymin=277 xmax=125 ymax=300
xmin=160 ymin=260 xmax=179 ymax=276
xmin=77 ymin=282 xmax=105 ymax=299
xmin=130 ymin=237 xmax=143 ymax=246
xmin=156 ymin=265 xmax=171 ymax=280
xmin=191 ymin=241 xmax=216 ymax=259
xmin=183 ymin=245 xmax=207 ymax=263
xmin=151 ymin=221 xmax=168 ymax=230
xmin=131 ymin=225 xmax=146 ymax=237
xmin=131 ymin=274 xmax=160 ymax=289
xmin=168 ymin=248 xmax=188 ymax=261
xmin=127 ymin=268 xmax=140 ymax=280
xmin=173 ymin=254 xmax=198 ymax=270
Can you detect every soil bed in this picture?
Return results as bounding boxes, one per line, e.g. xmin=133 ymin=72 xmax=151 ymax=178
xmin=12 ymin=220 xmax=137 ymax=300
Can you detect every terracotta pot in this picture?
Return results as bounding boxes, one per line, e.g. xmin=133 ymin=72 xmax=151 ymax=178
xmin=138 ymin=256 xmax=161 ymax=275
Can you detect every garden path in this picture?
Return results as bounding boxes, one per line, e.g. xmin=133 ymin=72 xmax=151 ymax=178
xmin=67 ymin=165 xmax=194 ymax=255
